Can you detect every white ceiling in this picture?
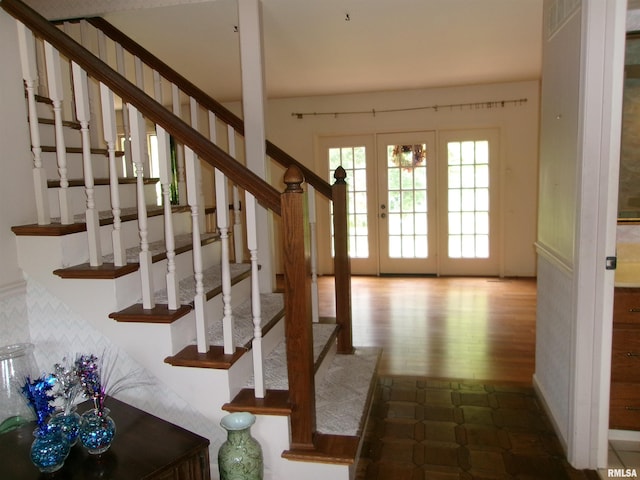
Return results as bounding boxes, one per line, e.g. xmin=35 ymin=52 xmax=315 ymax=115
xmin=103 ymin=0 xmax=544 ymax=102
xmin=30 ymin=0 xmax=545 ymax=103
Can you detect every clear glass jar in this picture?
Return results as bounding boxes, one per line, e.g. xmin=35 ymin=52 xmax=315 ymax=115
xmin=0 ymin=343 xmax=37 ymax=433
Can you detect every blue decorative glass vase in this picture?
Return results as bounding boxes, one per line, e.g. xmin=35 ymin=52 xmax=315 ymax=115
xmin=218 ymin=412 xmax=263 ymax=480
xmin=30 ymin=425 xmax=70 ymax=473
xmin=78 ymin=408 xmax=116 ymax=454
xmin=49 ymin=408 xmax=81 ymax=446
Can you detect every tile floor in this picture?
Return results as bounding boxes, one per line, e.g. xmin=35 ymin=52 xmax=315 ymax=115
xmin=605 ymin=438 xmax=640 ymax=479
xmin=356 ymin=376 xmax=602 ymax=479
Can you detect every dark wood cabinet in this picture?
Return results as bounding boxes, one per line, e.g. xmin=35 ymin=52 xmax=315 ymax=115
xmin=610 ymin=287 xmax=640 ymax=430
xmin=0 ymin=397 xmax=210 ymax=479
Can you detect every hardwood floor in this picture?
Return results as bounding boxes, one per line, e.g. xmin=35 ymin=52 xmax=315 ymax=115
xmin=318 ymin=275 xmax=537 ymax=385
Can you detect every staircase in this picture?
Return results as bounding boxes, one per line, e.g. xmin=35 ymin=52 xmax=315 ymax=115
xmin=2 ymin=0 xmax=380 ymax=478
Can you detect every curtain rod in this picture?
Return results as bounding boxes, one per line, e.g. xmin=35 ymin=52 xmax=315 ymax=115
xmin=291 ymin=97 xmax=528 ymax=119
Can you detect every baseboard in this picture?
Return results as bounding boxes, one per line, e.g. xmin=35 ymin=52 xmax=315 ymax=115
xmin=608 ymin=429 xmax=640 ymax=442
xmin=532 ymin=373 xmax=568 ymax=454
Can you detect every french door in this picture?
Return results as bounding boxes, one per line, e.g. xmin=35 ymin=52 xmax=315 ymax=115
xmin=376 ymin=132 xmax=437 ymax=274
xmin=437 ymin=129 xmax=500 ymax=276
xmin=318 ymin=129 xmax=500 ymax=276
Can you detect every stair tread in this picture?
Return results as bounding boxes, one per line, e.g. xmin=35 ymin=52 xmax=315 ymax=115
xmin=152 ymin=262 xmax=251 ymax=306
xmin=245 ymin=323 xmax=338 ymax=390
xmin=12 ymin=205 xmax=184 ymax=236
xmin=37 ymin=117 xmax=80 ymax=129
xmin=228 ymin=346 xmax=381 ymax=460
xmin=54 ymin=231 xmax=219 ymax=279
xmin=207 ymin=292 xmax=284 ymax=348
xmin=164 ymin=291 xmax=284 ymax=368
xmin=41 ymin=145 xmax=124 ymax=156
xmin=103 ymin=231 xmax=219 ymax=265
xmin=109 ymin=303 xmax=192 ymax=324
xmin=47 ymin=177 xmax=158 ymax=188
xmin=282 ymin=433 xmax=360 ymax=465
xmin=314 ymin=347 xmax=380 ymax=437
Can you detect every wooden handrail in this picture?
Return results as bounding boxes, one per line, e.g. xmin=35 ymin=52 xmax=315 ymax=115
xmin=1 ymin=0 xmax=281 ymax=215
xmin=85 ymin=16 xmax=333 ymax=201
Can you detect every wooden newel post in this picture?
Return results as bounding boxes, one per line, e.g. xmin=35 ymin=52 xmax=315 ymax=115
xmin=281 ymin=165 xmax=316 ymax=450
xmin=333 ymin=166 xmax=354 ymax=354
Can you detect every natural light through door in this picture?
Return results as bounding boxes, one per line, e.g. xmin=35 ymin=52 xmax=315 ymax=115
xmin=386 ymin=144 xmax=428 ymax=259
xmin=329 ymin=146 xmax=369 ymax=258
xmin=438 ymin=129 xmax=499 ymax=276
xmin=447 ymin=140 xmax=490 ymax=258
xmin=377 ymin=132 xmax=437 ymax=274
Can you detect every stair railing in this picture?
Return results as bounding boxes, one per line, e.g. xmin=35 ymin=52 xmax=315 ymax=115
xmin=74 ymin=14 xmax=353 ymax=351
xmin=3 ymin=0 xmax=351 ymax=449
xmin=68 ymin=16 xmax=344 ymax=328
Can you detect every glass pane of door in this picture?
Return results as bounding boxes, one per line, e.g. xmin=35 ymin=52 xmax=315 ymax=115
xmin=318 ymin=135 xmax=378 ymax=275
xmin=447 ymin=140 xmax=490 ymax=258
xmin=377 ymin=132 xmax=437 ymax=274
xmin=386 ymin=144 xmax=428 ymax=259
xmin=329 ymin=146 xmax=369 ymax=258
xmin=438 ymin=129 xmax=499 ymax=276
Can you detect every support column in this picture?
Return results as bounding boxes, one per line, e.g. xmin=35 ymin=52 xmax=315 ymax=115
xmin=237 ymin=0 xmax=273 ymax=293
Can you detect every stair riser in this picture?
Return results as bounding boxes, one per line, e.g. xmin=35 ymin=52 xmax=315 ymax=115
xmin=40 ymin=150 xmax=111 ymax=179
xmin=47 ymin=182 xmax=158 ymax=218
xmin=251 ymin=416 xmax=353 ymax=480
xmin=35 ymin=121 xmax=83 ymax=151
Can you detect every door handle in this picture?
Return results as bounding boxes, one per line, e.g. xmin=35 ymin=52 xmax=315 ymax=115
xmin=380 ymin=213 xmax=386 ymax=219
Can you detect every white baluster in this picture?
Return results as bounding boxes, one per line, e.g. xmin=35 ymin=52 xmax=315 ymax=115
xmin=227 ymin=126 xmax=244 ymax=263
xmin=172 ymin=83 xmax=187 ymax=204
xmin=210 ymin=112 xmax=234 ymax=353
xmin=133 ymin=57 xmax=150 ymax=177
xmin=115 ymin=44 xmax=133 ymax=178
xmin=157 ymin=126 xmax=179 ymax=310
xmin=44 ymin=41 xmax=72 ymax=224
xmin=216 ymin=169 xmax=234 ymax=355
xmin=190 ymin=97 xmax=207 ymax=233
xmin=233 ymin=186 xmax=243 ymax=263
xmin=96 ymin=26 xmax=108 ymax=62
xmin=153 ymin=70 xmax=162 ymax=103
xmin=72 ymin=62 xmax=102 ymax=266
xmin=78 ymin=20 xmax=102 ymax=150
xmin=185 ymin=147 xmax=207 ymax=353
xmin=17 ymin=23 xmax=49 ymax=225
xmin=128 ymin=105 xmax=155 ymax=309
xmin=99 ymin=83 xmax=126 ymax=267
xmin=245 ymin=192 xmax=264 ymax=398
xmin=308 ymin=184 xmax=319 ymax=323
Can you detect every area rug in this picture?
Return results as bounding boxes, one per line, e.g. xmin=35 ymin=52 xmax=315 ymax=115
xmin=355 ymin=376 xmax=601 ymax=479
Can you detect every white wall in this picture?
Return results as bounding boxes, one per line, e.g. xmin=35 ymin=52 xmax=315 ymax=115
xmin=535 ymin=0 xmax=626 ymax=469
xmin=0 ymin=10 xmax=38 ymax=347
xmin=535 ymin=0 xmax=583 ymax=458
xmin=240 ymin=80 xmax=540 ymax=277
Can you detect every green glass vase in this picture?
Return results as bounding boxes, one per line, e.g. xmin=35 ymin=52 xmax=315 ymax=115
xmin=218 ymin=412 xmax=263 ymax=480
